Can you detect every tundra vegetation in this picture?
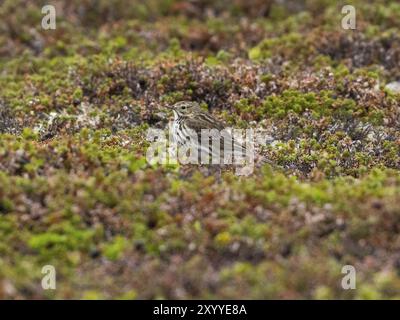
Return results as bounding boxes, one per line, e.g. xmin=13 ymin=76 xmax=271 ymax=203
xmin=0 ymin=0 xmax=400 ymax=299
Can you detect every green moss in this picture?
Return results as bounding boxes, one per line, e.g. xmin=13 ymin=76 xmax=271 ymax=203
xmin=249 ymin=33 xmax=310 ymax=61
xmin=29 ymin=227 xmax=94 ymax=252
xmin=103 ymin=236 xmax=129 ymax=260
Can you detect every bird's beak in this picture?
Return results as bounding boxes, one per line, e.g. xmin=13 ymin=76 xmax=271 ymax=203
xmin=166 ymin=105 xmax=174 ymax=110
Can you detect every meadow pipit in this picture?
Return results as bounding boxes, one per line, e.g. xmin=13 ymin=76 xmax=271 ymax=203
xmin=168 ymin=101 xmax=248 ymax=165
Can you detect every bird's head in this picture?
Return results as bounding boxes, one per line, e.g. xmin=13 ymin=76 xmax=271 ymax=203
xmin=169 ymin=101 xmax=201 ymax=117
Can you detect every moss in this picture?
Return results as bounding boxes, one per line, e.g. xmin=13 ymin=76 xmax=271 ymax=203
xmin=102 ymin=236 xmax=128 ymax=261
xmin=28 ymin=223 xmax=95 ymax=257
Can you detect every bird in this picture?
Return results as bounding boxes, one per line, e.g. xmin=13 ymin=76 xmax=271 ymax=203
xmin=167 ymin=101 xmax=249 ymax=165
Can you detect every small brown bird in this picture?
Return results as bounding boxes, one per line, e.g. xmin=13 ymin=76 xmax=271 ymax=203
xmin=168 ymin=101 xmax=247 ymax=164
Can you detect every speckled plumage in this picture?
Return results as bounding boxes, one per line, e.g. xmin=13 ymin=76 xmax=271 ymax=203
xmin=169 ymin=101 xmax=246 ymax=164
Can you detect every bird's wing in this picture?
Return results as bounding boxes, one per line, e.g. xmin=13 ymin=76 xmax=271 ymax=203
xmin=184 ymin=113 xmax=247 ymax=161
xmin=184 ymin=113 xmax=225 ymax=134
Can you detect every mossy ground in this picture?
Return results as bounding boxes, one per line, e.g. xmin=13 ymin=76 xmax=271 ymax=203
xmin=1 ymin=0 xmax=400 ymax=299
